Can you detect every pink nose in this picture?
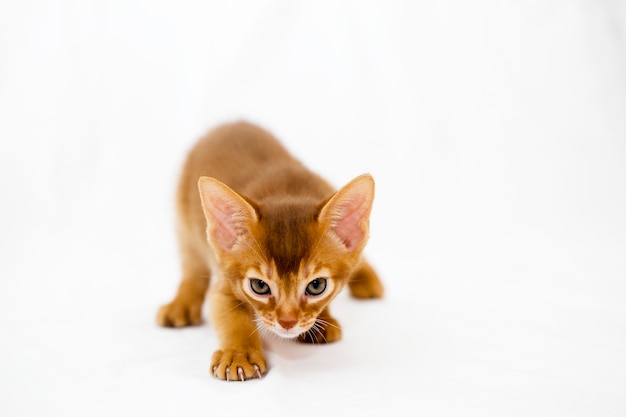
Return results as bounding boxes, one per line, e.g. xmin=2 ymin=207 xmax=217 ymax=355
xmin=278 ymin=317 xmax=297 ymax=330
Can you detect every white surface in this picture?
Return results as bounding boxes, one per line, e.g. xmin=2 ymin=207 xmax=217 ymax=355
xmin=1 ymin=1 xmax=625 ymax=416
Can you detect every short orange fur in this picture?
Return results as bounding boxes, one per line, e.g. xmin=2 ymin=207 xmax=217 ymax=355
xmin=157 ymin=121 xmax=383 ymax=381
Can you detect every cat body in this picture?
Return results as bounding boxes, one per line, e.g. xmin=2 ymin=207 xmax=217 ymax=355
xmin=157 ymin=121 xmax=383 ymax=381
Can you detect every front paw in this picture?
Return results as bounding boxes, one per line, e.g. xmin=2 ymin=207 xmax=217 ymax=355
xmin=298 ymin=316 xmax=342 ymax=344
xmin=156 ymin=298 xmax=203 ymax=328
xmin=211 ymin=348 xmax=266 ymax=381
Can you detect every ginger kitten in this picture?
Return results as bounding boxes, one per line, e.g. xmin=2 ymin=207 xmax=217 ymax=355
xmin=157 ymin=121 xmax=383 ymax=381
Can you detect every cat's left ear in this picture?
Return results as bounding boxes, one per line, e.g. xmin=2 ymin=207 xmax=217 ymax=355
xmin=319 ymin=174 xmax=375 ymax=252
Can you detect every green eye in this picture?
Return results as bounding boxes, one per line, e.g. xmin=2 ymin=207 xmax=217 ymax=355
xmin=305 ymin=278 xmax=327 ymax=296
xmin=250 ymin=279 xmax=271 ymax=295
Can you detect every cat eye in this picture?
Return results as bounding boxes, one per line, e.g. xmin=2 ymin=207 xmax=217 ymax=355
xmin=305 ymin=278 xmax=327 ymax=296
xmin=250 ymin=279 xmax=271 ymax=295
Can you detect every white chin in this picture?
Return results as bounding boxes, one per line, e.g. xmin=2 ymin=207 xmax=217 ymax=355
xmin=270 ymin=327 xmax=302 ymax=339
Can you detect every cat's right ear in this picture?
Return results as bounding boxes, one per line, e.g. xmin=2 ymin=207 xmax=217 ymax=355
xmin=197 ymin=177 xmax=258 ymax=252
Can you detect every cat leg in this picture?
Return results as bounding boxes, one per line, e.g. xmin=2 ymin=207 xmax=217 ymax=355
xmin=348 ymin=260 xmax=384 ymax=299
xmin=298 ymin=306 xmax=342 ymax=344
xmin=209 ymin=286 xmax=266 ymax=381
xmin=157 ymin=240 xmax=210 ymax=327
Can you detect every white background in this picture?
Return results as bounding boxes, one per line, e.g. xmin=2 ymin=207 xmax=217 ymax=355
xmin=1 ymin=1 xmax=625 ymax=416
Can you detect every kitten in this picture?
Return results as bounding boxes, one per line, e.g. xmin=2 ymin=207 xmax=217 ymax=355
xmin=157 ymin=121 xmax=383 ymax=381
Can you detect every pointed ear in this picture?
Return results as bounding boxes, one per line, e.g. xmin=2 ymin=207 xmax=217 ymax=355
xmin=197 ymin=177 xmax=258 ymax=252
xmin=319 ymin=174 xmax=375 ymax=252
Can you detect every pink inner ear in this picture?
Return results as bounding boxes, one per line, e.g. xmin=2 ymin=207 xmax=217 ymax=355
xmin=331 ymin=197 xmax=370 ymax=251
xmin=198 ymin=177 xmax=256 ymax=252
xmin=209 ymin=197 xmax=243 ymax=251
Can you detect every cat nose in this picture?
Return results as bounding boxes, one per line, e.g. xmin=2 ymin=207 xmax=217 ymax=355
xmin=278 ymin=317 xmax=297 ymax=330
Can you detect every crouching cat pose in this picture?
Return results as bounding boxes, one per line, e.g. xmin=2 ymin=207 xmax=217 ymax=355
xmin=157 ymin=121 xmax=383 ymax=381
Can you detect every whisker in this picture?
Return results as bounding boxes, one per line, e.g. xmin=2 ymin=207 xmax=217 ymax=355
xmin=252 ymin=317 xmax=277 ymax=342
xmin=309 ymin=322 xmax=327 ymax=344
xmin=250 ymin=317 xmax=263 ymax=337
xmin=315 ymin=318 xmax=340 ymax=330
xmin=314 ymin=327 xmax=326 ymax=344
xmin=304 ymin=328 xmax=316 ymax=344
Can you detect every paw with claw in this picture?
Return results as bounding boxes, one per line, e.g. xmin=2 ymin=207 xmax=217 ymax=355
xmin=211 ymin=348 xmax=266 ymax=381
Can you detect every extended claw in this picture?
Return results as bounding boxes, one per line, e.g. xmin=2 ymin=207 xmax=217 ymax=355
xmin=253 ymin=364 xmax=263 ymax=379
xmin=212 ymin=365 xmax=217 ymax=378
xmin=237 ymin=367 xmax=245 ymax=382
xmin=225 ymin=366 xmax=230 ymax=381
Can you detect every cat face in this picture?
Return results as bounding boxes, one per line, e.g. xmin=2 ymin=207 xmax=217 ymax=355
xmin=198 ymin=174 xmax=375 ymax=339
xmin=214 ymin=198 xmax=359 ymax=339
xmin=238 ymin=261 xmax=343 ymax=339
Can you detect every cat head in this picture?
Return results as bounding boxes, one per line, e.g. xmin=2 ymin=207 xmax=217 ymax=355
xmin=198 ymin=174 xmax=375 ymax=339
